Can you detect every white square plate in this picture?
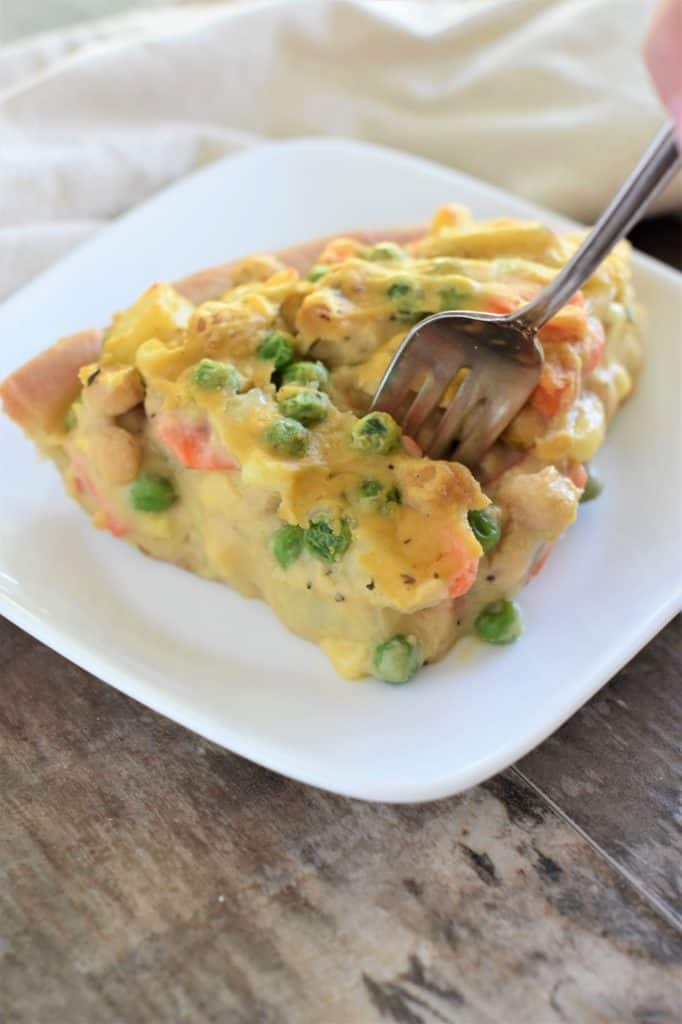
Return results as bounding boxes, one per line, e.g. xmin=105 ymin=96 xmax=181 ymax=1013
xmin=1 ymin=139 xmax=680 ymax=802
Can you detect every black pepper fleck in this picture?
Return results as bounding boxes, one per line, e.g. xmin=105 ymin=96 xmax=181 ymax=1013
xmin=306 ymin=582 xmax=312 ymax=590
xmin=403 ymin=539 xmax=412 ymax=545
xmin=86 ymin=368 xmax=101 ymax=386
xmin=486 ymin=574 xmax=496 ymax=582
xmin=334 ymin=593 xmax=345 ymax=602
xmin=387 ymin=464 xmax=395 ymax=470
xmin=433 ymin=572 xmax=440 ymax=579
xmin=456 ymin=619 xmax=462 ymax=626
xmin=401 ymin=574 xmax=416 ymax=585
xmin=366 ymin=580 xmax=375 ymax=591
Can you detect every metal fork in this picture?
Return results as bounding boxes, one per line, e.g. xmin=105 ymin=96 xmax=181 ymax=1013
xmin=371 ymin=123 xmax=680 ymax=466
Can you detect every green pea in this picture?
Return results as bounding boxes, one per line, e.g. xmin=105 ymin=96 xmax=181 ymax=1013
xmin=281 ymin=361 xmax=330 ymax=390
xmin=264 ymin=418 xmax=309 ymax=456
xmin=367 ymin=242 xmax=406 ymax=262
xmin=357 ymin=479 xmax=401 ymax=513
xmin=304 ymin=515 xmax=352 ymax=563
xmin=256 ymin=331 xmax=295 ymax=370
xmin=439 ymin=286 xmax=470 ymax=311
xmin=386 ymin=281 xmax=412 ymax=300
xmin=580 ymin=472 xmax=603 ymax=503
xmin=272 ymin=525 xmax=304 ymax=569
xmin=427 ymin=258 xmax=462 ymax=275
xmin=130 ymin=473 xmax=176 ymax=512
xmin=474 ymin=600 xmax=522 ymax=645
xmin=277 ymin=388 xmax=330 ymax=426
xmin=63 ymin=403 xmax=78 ymax=432
xmin=372 ymin=634 xmax=423 ymax=684
xmin=468 ymin=508 xmax=501 ymax=554
xmin=350 ymin=412 xmax=401 ymax=455
xmin=395 ymin=309 xmax=426 ymax=324
xmin=358 ymin=479 xmax=383 ymax=500
xmin=306 ymin=265 xmax=328 ymax=283
xmin=192 ymin=359 xmax=241 ymax=391
xmin=356 ymin=478 xmax=384 ymax=514
xmin=386 ymin=280 xmax=425 ymax=322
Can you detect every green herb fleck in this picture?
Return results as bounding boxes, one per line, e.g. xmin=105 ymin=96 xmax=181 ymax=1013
xmin=306 ymin=265 xmax=328 ymax=283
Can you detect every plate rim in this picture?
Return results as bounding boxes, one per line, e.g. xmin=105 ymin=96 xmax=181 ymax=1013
xmin=1 ymin=585 xmax=679 ymax=803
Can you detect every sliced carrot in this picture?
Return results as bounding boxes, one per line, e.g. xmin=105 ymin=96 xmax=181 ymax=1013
xmin=566 ymin=461 xmax=588 ymax=490
xmin=530 ymin=360 xmax=572 ymax=418
xmin=105 ymin=515 xmax=129 ymax=538
xmin=401 ymin=434 xmax=422 ymax=458
xmin=518 ymin=283 xmax=540 ymax=303
xmin=486 ymin=283 xmax=538 ymax=316
xmin=448 ymin=556 xmax=479 ymax=599
xmin=582 ymin=316 xmax=606 ymax=373
xmin=538 ymin=304 xmax=588 ymax=343
xmin=157 ymin=414 xmax=237 ymax=471
xmin=431 ymin=203 xmax=469 ymax=231
xmin=67 ymin=446 xmax=130 ymax=537
xmin=318 ymin=237 xmax=363 ymax=264
xmin=530 ymin=543 xmax=554 ymax=578
xmin=486 ymin=292 xmax=519 ymax=316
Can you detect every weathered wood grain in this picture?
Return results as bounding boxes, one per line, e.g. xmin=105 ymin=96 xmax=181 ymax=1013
xmin=1 ymin=616 xmax=681 ymax=1024
xmin=517 ymin=616 xmax=682 ymax=929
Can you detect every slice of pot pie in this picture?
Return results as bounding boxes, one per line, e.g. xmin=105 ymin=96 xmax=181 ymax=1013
xmin=1 ymin=206 xmax=643 ymax=682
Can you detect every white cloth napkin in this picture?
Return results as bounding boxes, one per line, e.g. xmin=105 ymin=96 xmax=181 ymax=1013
xmin=0 ymin=0 xmax=677 ymax=302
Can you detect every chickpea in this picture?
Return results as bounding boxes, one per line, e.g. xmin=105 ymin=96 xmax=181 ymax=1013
xmin=84 ymin=365 xmax=144 ymax=416
xmin=90 ymin=426 xmax=142 ymax=485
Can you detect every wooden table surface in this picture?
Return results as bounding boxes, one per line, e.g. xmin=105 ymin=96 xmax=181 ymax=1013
xmin=1 ymin=219 xmax=681 ymax=1024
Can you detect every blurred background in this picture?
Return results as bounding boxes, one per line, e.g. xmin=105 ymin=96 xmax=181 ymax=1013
xmin=0 ymin=0 xmax=679 ymax=301
xmin=1 ymin=1 xmax=214 ymax=40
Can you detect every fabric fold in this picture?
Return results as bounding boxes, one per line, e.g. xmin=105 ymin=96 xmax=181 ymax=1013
xmin=0 ymin=0 xmax=677 ymax=301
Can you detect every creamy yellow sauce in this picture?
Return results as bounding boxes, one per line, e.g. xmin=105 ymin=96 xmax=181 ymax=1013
xmin=46 ymin=204 xmax=643 ymax=680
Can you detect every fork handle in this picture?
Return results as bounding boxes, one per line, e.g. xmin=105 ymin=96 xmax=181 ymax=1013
xmin=517 ymin=123 xmax=680 ymax=331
